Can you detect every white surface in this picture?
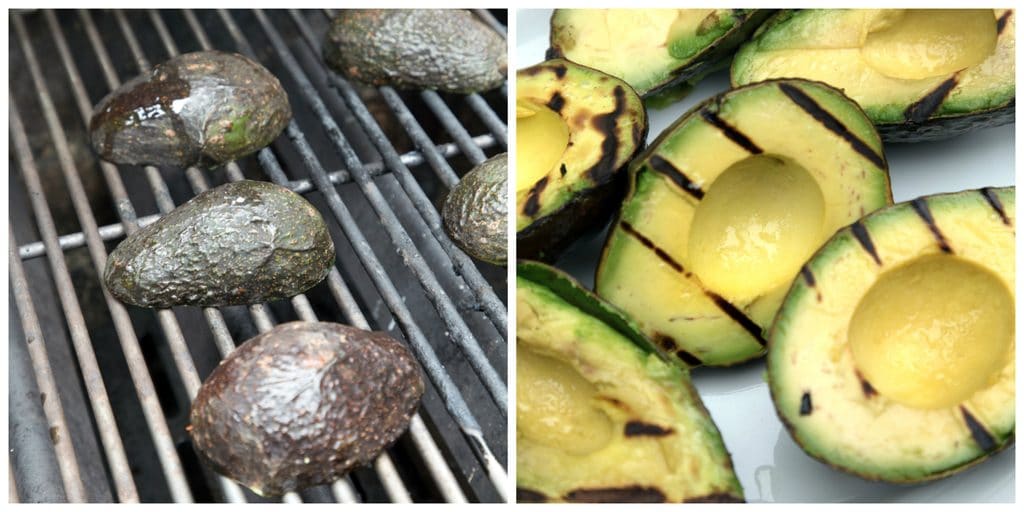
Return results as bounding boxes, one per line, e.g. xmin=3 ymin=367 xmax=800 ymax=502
xmin=517 ymin=8 xmax=1015 ymax=503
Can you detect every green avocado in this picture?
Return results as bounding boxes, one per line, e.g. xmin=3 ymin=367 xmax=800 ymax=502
xmin=323 ymin=9 xmax=507 ymax=94
xmin=548 ymin=9 xmax=772 ymax=99
xmin=104 ymin=180 xmax=334 ymax=308
xmin=732 ymin=9 xmax=1015 ymax=142
xmin=89 ymin=51 xmax=291 ymax=168
xmin=596 ymin=79 xmax=892 ymax=367
xmin=516 ymin=261 xmax=743 ymax=503
xmin=516 ymin=59 xmax=647 ymax=261
xmin=189 ymin=321 xmax=425 ymax=496
xmin=442 ymin=153 xmax=508 ymax=265
xmin=769 ymin=187 xmax=1015 ymax=482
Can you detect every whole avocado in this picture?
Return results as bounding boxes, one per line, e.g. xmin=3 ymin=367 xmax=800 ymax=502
xmin=104 ymin=180 xmax=334 ymax=308
xmin=323 ymin=9 xmax=507 ymax=93
xmin=89 ymin=51 xmax=291 ymax=168
xmin=188 ymin=321 xmax=425 ymax=496
xmin=443 ymin=153 xmax=507 ymax=265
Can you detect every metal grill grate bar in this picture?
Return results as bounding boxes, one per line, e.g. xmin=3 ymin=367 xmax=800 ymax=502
xmin=420 ymin=91 xmax=489 ymax=165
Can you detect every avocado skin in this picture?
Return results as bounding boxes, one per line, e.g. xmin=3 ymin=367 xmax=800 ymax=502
xmin=547 ymin=9 xmax=774 ymax=99
xmin=104 ymin=180 xmax=334 ymax=308
xmin=324 ymin=9 xmax=507 ymax=93
xmin=188 ymin=321 xmax=425 ymax=496
xmin=878 ymin=101 xmax=1015 ymax=142
xmin=89 ymin=51 xmax=291 ymax=168
xmin=443 ymin=153 xmax=508 ymax=265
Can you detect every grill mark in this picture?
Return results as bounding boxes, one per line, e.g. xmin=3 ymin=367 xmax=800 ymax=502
xmin=619 ymin=221 xmax=765 ymax=345
xmin=799 ymin=392 xmax=812 ymax=415
xmin=517 ymin=487 xmax=548 ymax=503
xmin=559 ymin=163 xmax=567 ymax=177
xmin=904 ymin=77 xmax=958 ymax=124
xmin=676 ymin=350 xmax=703 ymax=366
xmin=700 ymin=108 xmax=763 ymax=154
xmin=565 ymin=486 xmax=666 ymax=503
xmin=649 ymin=155 xmax=704 ymax=199
xmin=547 ymin=92 xmax=565 ymax=114
xmin=855 ymin=370 xmax=877 ymax=398
xmin=850 ymin=221 xmax=882 ymax=265
xmin=624 ymin=421 xmax=674 ymax=437
xmin=522 ymin=176 xmax=549 ymax=217
xmin=800 ymin=265 xmax=822 ymax=302
xmin=960 ymin=406 xmax=997 ymax=452
xmin=552 ymin=63 xmax=568 ymax=79
xmin=588 ymin=86 xmax=627 ymax=182
xmin=685 ymin=493 xmax=745 ymax=503
xmin=911 ymin=198 xmax=953 ymax=253
xmin=997 ymin=10 xmax=1011 ymax=35
xmin=778 ymin=82 xmax=887 ymax=170
xmin=545 ymin=47 xmax=564 ymax=60
xmin=980 ymin=188 xmax=1011 ymax=226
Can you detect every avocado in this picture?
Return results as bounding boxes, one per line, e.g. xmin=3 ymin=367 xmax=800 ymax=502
xmin=104 ymin=180 xmax=334 ymax=308
xmin=189 ymin=321 xmax=425 ymax=496
xmin=596 ymin=79 xmax=892 ymax=367
xmin=516 ymin=261 xmax=742 ymax=503
xmin=89 ymin=51 xmax=291 ymax=168
xmin=324 ymin=9 xmax=507 ymax=94
xmin=768 ymin=187 xmax=1014 ymax=482
xmin=548 ymin=9 xmax=772 ymax=99
xmin=442 ymin=152 xmax=508 ymax=265
xmin=732 ymin=9 xmax=1015 ymax=142
xmin=517 ymin=59 xmax=647 ymax=261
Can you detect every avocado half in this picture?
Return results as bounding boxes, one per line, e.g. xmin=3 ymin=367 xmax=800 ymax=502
xmin=596 ymin=79 xmax=892 ymax=367
xmin=732 ymin=9 xmax=1015 ymax=142
xmin=548 ymin=9 xmax=772 ymax=99
xmin=517 ymin=261 xmax=742 ymax=503
xmin=517 ymin=59 xmax=647 ymax=261
xmin=769 ymin=187 xmax=1015 ymax=482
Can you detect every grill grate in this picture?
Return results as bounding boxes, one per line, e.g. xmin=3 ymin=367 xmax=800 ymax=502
xmin=9 ymin=9 xmax=507 ymax=503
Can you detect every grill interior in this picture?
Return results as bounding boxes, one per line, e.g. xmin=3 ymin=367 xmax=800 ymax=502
xmin=8 ymin=8 xmax=508 ymax=503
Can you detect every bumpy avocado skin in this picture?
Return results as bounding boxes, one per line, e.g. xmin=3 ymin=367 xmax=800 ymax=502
xmin=324 ymin=9 xmax=507 ymax=93
xmin=443 ymin=153 xmax=508 ymax=265
xmin=104 ymin=180 xmax=334 ymax=308
xmin=89 ymin=51 xmax=291 ymax=168
xmin=188 ymin=321 xmax=425 ymax=496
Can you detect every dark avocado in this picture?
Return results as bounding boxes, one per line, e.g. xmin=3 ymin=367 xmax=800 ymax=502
xmin=442 ymin=153 xmax=508 ymax=265
xmin=89 ymin=50 xmax=291 ymax=168
xmin=323 ymin=9 xmax=507 ymax=93
xmin=188 ymin=321 xmax=425 ymax=496
xmin=104 ymin=180 xmax=334 ymax=308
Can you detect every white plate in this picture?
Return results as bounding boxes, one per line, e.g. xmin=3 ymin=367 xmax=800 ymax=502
xmin=516 ymin=8 xmax=1015 ymax=503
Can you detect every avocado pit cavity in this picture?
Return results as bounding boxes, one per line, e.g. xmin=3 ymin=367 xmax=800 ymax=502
xmin=861 ymin=9 xmax=997 ymax=80
xmin=516 ymin=99 xmax=570 ymax=194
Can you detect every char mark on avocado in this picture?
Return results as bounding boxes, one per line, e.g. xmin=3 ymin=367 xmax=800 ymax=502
xmin=799 ymin=392 xmax=813 ymax=416
xmin=850 ymin=221 xmax=883 ymax=265
xmin=624 ymin=421 xmax=675 ymax=437
xmin=911 ymin=198 xmax=953 ymax=253
xmin=997 ymin=10 xmax=1012 ymax=35
xmin=565 ymin=486 xmax=667 ymax=503
xmin=588 ymin=86 xmax=628 ymax=183
xmin=547 ymin=92 xmax=566 ymax=114
xmin=960 ymin=406 xmax=997 ymax=452
xmin=517 ymin=487 xmax=549 ymax=503
xmin=980 ymin=188 xmax=1011 ymax=226
xmin=777 ymin=82 xmax=887 ymax=170
xmin=685 ymin=493 xmax=745 ymax=503
xmin=800 ymin=265 xmax=823 ymax=302
xmin=699 ymin=108 xmax=763 ymax=154
xmin=522 ymin=176 xmax=549 ymax=217
xmin=552 ymin=63 xmax=568 ymax=79
xmin=545 ymin=47 xmax=564 ymax=60
xmin=676 ymin=350 xmax=703 ymax=366
xmin=904 ymin=76 xmax=959 ymax=124
xmin=619 ymin=221 xmax=684 ymax=273
xmin=653 ymin=332 xmax=704 ymax=365
xmin=649 ymin=156 xmax=704 ymax=200
xmin=855 ymin=370 xmax=878 ymax=398
xmin=559 ymin=164 xmax=567 ymax=177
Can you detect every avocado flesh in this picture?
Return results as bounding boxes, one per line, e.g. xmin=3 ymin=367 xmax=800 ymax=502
xmin=323 ymin=9 xmax=506 ymax=94
xmin=549 ymin=9 xmax=771 ymax=98
xmin=732 ymin=9 xmax=1014 ymax=141
xmin=596 ymin=79 xmax=891 ymax=367
xmin=516 ymin=59 xmax=647 ymax=261
xmin=516 ymin=262 xmax=742 ymax=503
xmin=769 ymin=187 xmax=1015 ymax=482
xmin=442 ymin=153 xmax=508 ymax=265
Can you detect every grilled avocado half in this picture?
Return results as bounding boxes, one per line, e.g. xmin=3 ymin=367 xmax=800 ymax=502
xmin=596 ymin=79 xmax=892 ymax=367
xmin=732 ymin=9 xmax=1015 ymax=142
xmin=517 ymin=261 xmax=742 ymax=503
xmin=769 ymin=188 xmax=1015 ymax=482
xmin=517 ymin=59 xmax=647 ymax=261
xmin=548 ymin=9 xmax=771 ymax=99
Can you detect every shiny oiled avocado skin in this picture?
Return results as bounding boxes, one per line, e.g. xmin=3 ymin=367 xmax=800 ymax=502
xmin=516 ymin=262 xmax=743 ymax=503
xmin=769 ymin=188 xmax=1015 ymax=483
xmin=443 ymin=153 xmax=508 ymax=265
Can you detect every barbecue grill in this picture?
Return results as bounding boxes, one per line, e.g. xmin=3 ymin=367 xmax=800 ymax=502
xmin=9 ymin=9 xmax=508 ymax=503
